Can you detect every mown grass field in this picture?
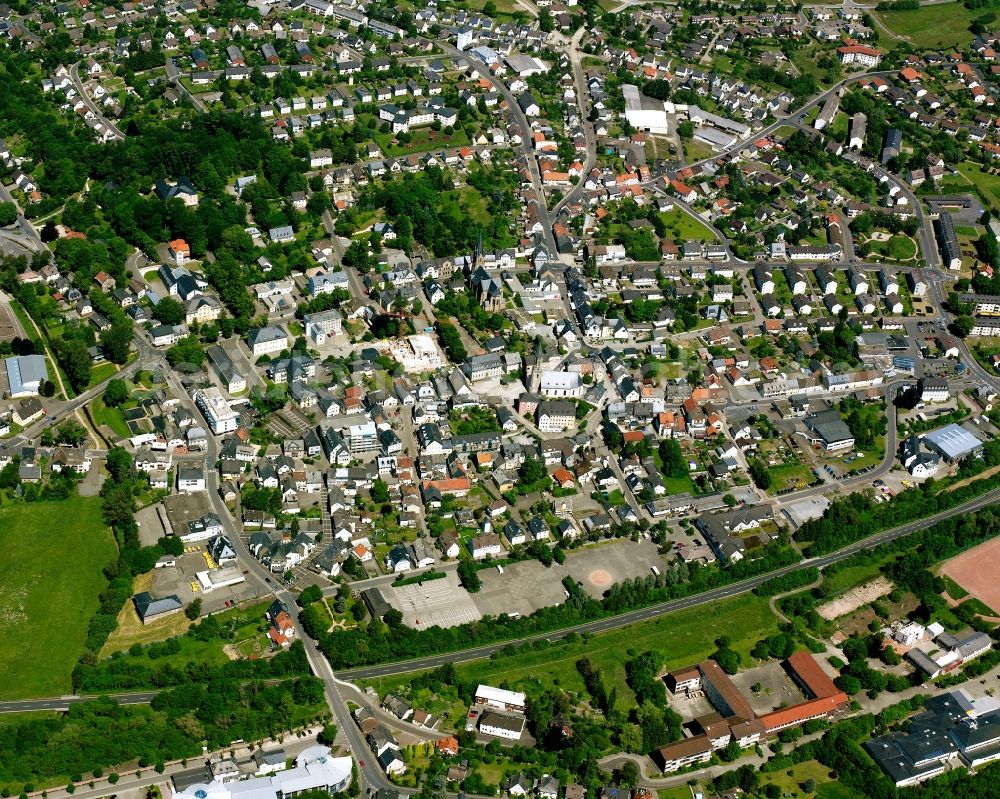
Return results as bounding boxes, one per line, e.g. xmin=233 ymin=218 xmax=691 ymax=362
xmin=957 ymin=161 xmax=1000 ymax=210
xmin=758 ymin=760 xmax=853 ymax=799
xmin=89 ymin=395 xmax=131 ymax=438
xmin=875 ymin=3 xmax=979 ymax=50
xmin=0 ymin=497 xmax=117 ymax=699
xmin=660 ymin=208 xmax=717 ymax=241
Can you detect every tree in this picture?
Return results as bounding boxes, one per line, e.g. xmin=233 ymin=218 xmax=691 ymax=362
xmin=152 ymin=297 xmax=185 ymax=325
xmin=103 ymin=379 xmax=129 ymax=408
xmin=0 ymin=202 xmax=17 ymax=227
xmin=612 ymin=761 xmax=638 ymax=789
xmin=749 ymin=458 xmax=771 ymax=490
xmin=56 ymin=420 xmax=87 ymax=446
xmin=185 ymin=598 xmax=202 ymax=620
xmin=658 ymin=439 xmax=688 ymax=479
xmin=371 ymin=479 xmax=389 ymax=503
xmin=953 ymin=314 xmax=974 ymax=338
xmin=318 ymin=724 xmax=338 ymax=746
xmin=720 ymin=740 xmax=742 ymax=761
xmin=642 ymin=80 xmax=671 ymax=101
xmin=619 ymin=723 xmax=644 ymax=753
xmin=457 ymin=560 xmax=482 ymax=592
xmin=58 ymin=337 xmax=92 ymax=393
xmin=518 ymin=457 xmax=551 ymax=493
xmin=166 ymin=335 xmax=205 ymax=367
xmin=101 ymin=317 xmax=134 ymax=364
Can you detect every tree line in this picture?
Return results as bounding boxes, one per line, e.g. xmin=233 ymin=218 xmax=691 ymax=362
xmin=313 ymin=542 xmax=799 ymax=670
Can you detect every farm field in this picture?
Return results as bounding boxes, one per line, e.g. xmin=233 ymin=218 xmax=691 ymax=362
xmin=0 ymin=497 xmax=117 ymax=699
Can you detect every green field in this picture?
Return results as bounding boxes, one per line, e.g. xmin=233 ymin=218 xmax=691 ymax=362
xmin=657 ymin=788 xmax=694 ymax=799
xmin=660 ymin=208 xmax=717 ymax=242
xmin=89 ymin=395 xmax=131 ymax=438
xmin=374 ymin=126 xmax=470 ymax=157
xmin=768 ymin=463 xmax=814 ymax=493
xmin=876 ymin=3 xmax=979 ymax=49
xmin=820 ymin=551 xmax=897 ymax=597
xmin=86 ymin=361 xmax=118 ymax=389
xmin=957 ymin=161 xmax=1000 ymax=209
xmin=959 ymin=597 xmax=998 ymax=618
xmin=0 ymin=497 xmax=117 ymax=699
xmin=941 ymin=574 xmax=970 ymax=600
xmin=364 ymin=594 xmax=778 ymax=711
xmin=441 ymin=186 xmax=490 ymax=227
xmin=758 ymin=761 xmax=852 ymax=799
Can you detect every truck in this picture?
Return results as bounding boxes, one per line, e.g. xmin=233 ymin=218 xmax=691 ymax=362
xmin=651 ymin=565 xmax=661 ymax=577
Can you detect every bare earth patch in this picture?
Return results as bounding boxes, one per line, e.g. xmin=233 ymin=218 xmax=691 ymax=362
xmin=817 ymin=576 xmax=894 ymax=621
xmin=588 ymin=569 xmax=614 ymax=589
xmin=940 ymin=536 xmax=1000 ymax=618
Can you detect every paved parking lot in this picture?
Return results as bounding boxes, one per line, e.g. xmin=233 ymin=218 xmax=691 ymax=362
xmin=475 ymin=559 xmax=568 ymax=618
xmin=151 ymin=549 xmax=261 ymax=614
xmin=390 ymin=572 xmax=482 ymax=629
xmin=473 ymin=538 xmax=667 ymax=618
xmin=136 ymin=503 xmax=169 ymax=546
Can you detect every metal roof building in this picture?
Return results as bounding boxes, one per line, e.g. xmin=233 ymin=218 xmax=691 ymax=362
xmin=923 ymin=423 xmax=984 ymax=462
xmin=4 ymin=354 xmax=47 ymax=397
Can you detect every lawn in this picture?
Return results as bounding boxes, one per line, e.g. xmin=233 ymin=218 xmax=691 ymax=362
xmin=658 ymin=788 xmax=694 ymax=799
xmin=374 ymin=126 xmax=469 ymax=157
xmin=0 ymin=496 xmax=117 ymax=699
xmin=940 ymin=574 xmax=970 ymax=600
xmin=364 ymin=594 xmax=778 ymax=713
xmin=89 ymin=395 xmax=131 ymax=439
xmin=757 ymin=760 xmax=845 ymax=799
xmin=827 ymin=111 xmax=849 ymax=142
xmin=875 ymin=3 xmax=979 ymax=49
xmin=86 ymin=361 xmax=118 ymax=389
xmin=957 ymin=161 xmax=1000 ymax=210
xmin=768 ymin=463 xmax=814 ymax=493
xmin=660 ymin=208 xmax=717 ymax=242
xmin=682 ymin=138 xmax=716 ymax=163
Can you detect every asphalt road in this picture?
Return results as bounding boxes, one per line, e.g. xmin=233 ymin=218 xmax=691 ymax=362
xmin=0 ymin=691 xmax=159 ymax=713
xmin=335 ymin=484 xmax=1000 ymax=680
xmin=70 ymin=62 xmax=125 ymax=141
xmin=431 ymin=39 xmax=558 ymax=254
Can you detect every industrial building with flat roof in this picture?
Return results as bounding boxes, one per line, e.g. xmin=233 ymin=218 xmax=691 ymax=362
xmin=923 ymin=423 xmax=984 ymax=462
xmin=172 ymin=745 xmax=351 ymax=799
xmin=622 ymin=84 xmax=669 ymax=134
xmin=865 ymin=690 xmax=1000 ymax=786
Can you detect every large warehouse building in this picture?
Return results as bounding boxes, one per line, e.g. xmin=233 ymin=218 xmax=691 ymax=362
xmin=622 ymin=84 xmax=670 ymax=134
